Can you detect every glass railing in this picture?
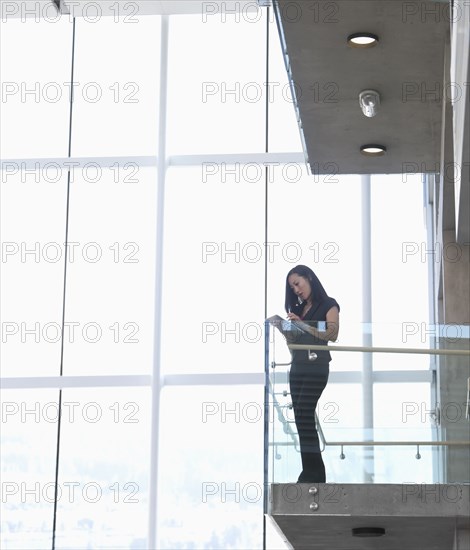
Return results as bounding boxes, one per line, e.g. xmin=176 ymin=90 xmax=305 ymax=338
xmin=264 ymin=319 xmax=470 ymax=487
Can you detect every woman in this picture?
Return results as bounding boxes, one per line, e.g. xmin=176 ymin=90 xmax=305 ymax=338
xmin=284 ymin=265 xmax=340 ymax=483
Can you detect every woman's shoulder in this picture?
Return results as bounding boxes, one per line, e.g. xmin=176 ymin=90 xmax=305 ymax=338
xmin=323 ymin=296 xmax=340 ymax=313
xmin=305 ymin=297 xmax=340 ymax=321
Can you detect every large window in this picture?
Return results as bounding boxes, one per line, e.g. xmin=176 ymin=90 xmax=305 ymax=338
xmin=1 ymin=5 xmax=433 ymax=550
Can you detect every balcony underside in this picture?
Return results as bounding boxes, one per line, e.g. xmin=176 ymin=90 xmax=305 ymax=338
xmin=276 ymin=0 xmax=449 ymax=174
xmin=268 ymin=483 xmax=470 ymax=549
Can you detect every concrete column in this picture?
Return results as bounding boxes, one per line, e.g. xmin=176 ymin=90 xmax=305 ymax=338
xmin=440 ymin=230 xmax=470 ymax=483
xmin=435 ymin=31 xmax=470 ymax=485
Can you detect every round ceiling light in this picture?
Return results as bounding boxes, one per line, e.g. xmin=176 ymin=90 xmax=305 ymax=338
xmin=347 ymin=33 xmax=379 ymax=48
xmin=360 ymin=144 xmax=386 ymax=157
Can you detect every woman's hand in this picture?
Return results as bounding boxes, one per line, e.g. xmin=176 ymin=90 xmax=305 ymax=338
xmin=286 ymin=313 xmax=301 ymax=321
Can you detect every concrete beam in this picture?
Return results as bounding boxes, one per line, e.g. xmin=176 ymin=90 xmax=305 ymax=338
xmin=270 ymin=483 xmax=470 ymax=517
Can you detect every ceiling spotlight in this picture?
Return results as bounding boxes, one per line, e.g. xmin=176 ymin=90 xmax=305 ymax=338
xmin=352 ymin=527 xmax=386 ymax=537
xmin=360 ymin=144 xmax=386 ymax=156
xmin=347 ymin=33 xmax=379 ymax=48
xmin=359 ymin=90 xmax=381 ymax=117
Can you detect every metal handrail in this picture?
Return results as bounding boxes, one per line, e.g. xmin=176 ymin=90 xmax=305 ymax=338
xmin=269 ymin=363 xmax=470 ymax=455
xmin=288 ymin=343 xmax=470 ymax=356
xmin=269 ymin=440 xmax=470 ymax=447
xmin=267 ymin=328 xmax=470 ymax=468
xmin=270 ymin=398 xmax=470 ymax=453
xmin=269 ymin=439 xmax=470 ymax=462
xmin=323 ymin=440 xmax=470 ymax=447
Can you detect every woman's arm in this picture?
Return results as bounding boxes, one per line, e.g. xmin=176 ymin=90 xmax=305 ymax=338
xmin=287 ymin=306 xmax=340 ymax=342
xmin=323 ymin=306 xmax=340 ymax=342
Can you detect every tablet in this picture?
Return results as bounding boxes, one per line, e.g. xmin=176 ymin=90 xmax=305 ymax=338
xmin=267 ymin=315 xmax=306 ymax=336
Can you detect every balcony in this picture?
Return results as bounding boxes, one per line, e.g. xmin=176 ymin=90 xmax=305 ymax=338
xmin=264 ymin=319 xmax=470 ymax=549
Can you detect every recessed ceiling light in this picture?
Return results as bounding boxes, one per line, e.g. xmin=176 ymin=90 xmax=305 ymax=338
xmin=352 ymin=527 xmax=386 ymax=537
xmin=347 ymin=33 xmax=379 ymax=48
xmin=360 ymin=144 xmax=386 ymax=156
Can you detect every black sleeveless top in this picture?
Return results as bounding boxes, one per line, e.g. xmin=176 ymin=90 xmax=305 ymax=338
xmin=292 ymin=297 xmax=340 ymax=364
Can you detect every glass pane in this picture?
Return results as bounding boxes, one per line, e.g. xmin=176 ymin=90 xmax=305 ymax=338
xmin=267 ymin=324 xmax=469 ymax=484
xmin=371 ymin=173 xmax=429 ymax=324
xmin=54 ymin=387 xmax=151 ymax=549
xmin=266 ymin=166 xmax=362 ymax=335
xmin=162 ymin=166 xmax=265 ymax=374
xmin=269 ymin=354 xmax=365 ymax=484
xmin=268 ymin=17 xmax=304 ymax=152
xmin=158 ymin=385 xmax=264 ymax=550
xmin=62 ymin=167 xmax=157 ymax=376
xmin=72 ymin=16 xmax=161 ymax=157
xmin=1 ymin=389 xmax=60 ymax=549
xmin=167 ymin=14 xmax=266 ymax=154
xmin=1 ymin=169 xmax=68 ymax=377
xmin=0 ymin=18 xmax=72 ymax=158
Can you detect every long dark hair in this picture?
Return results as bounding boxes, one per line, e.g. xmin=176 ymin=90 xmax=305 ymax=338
xmin=284 ymin=265 xmax=330 ymax=314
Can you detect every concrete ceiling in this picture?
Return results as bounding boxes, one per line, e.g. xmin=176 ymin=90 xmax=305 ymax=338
xmin=276 ymin=0 xmax=450 ymax=174
xmin=2 ymin=1 xmax=260 ymax=17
